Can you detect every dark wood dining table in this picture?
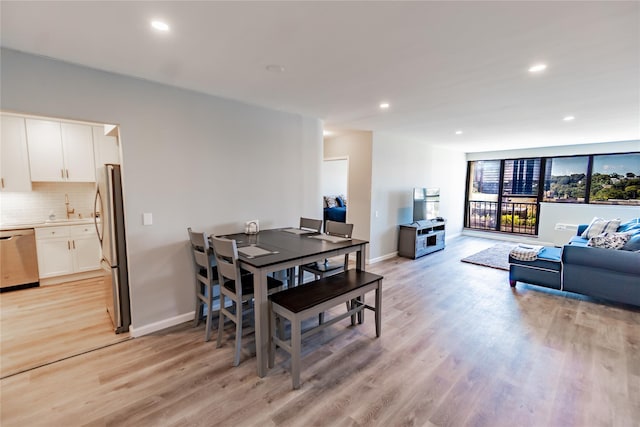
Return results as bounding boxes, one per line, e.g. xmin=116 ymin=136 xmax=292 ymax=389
xmin=221 ymin=228 xmax=368 ymax=377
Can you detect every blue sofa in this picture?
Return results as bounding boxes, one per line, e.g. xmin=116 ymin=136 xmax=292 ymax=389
xmin=561 ymin=219 xmax=640 ymax=307
xmin=510 ymin=218 xmax=640 ymax=307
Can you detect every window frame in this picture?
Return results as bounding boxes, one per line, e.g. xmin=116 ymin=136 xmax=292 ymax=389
xmin=464 ymin=151 xmax=640 ymax=235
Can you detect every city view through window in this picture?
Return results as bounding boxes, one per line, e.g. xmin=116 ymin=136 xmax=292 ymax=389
xmin=466 ymin=152 xmax=640 ymax=235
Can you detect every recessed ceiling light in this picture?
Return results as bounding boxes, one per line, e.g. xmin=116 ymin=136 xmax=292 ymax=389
xmin=528 ymin=63 xmax=547 ymax=73
xmin=151 ymin=20 xmax=170 ymax=32
xmin=379 ymin=102 xmax=390 ymax=110
xmin=455 ymin=130 xmax=463 ymax=135
xmin=266 ymin=64 xmax=285 ymax=73
xmin=563 ymin=116 xmax=575 ymax=121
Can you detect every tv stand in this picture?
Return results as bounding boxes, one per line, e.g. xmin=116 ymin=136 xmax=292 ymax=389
xmin=398 ymin=220 xmax=445 ymax=259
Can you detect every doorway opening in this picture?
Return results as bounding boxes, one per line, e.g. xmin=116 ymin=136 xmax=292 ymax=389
xmin=322 ymin=157 xmax=348 ymax=230
xmin=0 ymin=114 xmax=131 ymax=378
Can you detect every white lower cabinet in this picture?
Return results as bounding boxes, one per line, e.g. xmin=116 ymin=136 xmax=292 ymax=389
xmin=36 ymin=225 xmax=101 ymax=279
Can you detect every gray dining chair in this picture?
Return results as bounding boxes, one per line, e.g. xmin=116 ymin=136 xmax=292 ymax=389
xmin=298 ymin=220 xmax=354 ymax=285
xmin=210 ymin=236 xmax=284 ymax=366
xmin=284 ymin=217 xmax=323 ymax=285
xmin=187 ymin=227 xmax=219 ymax=342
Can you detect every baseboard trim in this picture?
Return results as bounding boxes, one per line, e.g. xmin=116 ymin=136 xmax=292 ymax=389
xmin=461 ymin=229 xmax=554 ymax=247
xmin=369 ymin=252 xmax=398 ymax=264
xmin=40 ymin=269 xmax=101 ymax=286
xmin=130 ymin=311 xmax=195 ymax=338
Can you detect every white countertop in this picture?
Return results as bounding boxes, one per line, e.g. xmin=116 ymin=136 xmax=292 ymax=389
xmin=0 ymin=218 xmax=96 ymax=231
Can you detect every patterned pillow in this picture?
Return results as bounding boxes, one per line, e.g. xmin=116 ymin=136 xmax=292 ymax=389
xmin=587 ymin=232 xmax=631 ymax=250
xmin=581 ymin=217 xmax=621 ymax=239
xmin=324 ymin=196 xmax=338 ymax=208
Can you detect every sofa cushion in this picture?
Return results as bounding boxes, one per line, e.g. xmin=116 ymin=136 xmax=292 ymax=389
xmin=587 ymin=232 xmax=631 ymax=250
xmin=568 ymin=236 xmax=589 ymax=247
xmin=621 ymin=232 xmax=640 ymax=252
xmin=581 ymin=217 xmax=621 ymax=239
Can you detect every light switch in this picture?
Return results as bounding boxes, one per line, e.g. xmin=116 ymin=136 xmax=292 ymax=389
xmin=143 ymin=212 xmax=153 ymax=226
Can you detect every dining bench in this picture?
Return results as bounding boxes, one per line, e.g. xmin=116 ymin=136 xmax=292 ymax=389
xmin=268 ymin=269 xmax=383 ymax=389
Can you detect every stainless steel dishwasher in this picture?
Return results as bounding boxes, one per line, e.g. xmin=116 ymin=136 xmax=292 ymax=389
xmin=0 ymin=228 xmax=39 ymax=289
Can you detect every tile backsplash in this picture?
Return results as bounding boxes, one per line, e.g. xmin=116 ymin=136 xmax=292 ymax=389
xmin=0 ymin=182 xmax=96 ymax=225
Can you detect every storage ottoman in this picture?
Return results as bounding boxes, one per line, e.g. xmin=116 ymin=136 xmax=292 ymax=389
xmin=509 ymin=246 xmax=562 ymax=290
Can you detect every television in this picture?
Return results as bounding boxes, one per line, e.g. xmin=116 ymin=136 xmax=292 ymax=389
xmin=412 ymin=188 xmax=440 ymax=222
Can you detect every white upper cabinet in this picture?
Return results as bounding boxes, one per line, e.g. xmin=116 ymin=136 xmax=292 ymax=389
xmin=0 ymin=115 xmax=32 ymax=192
xmin=26 ymin=118 xmax=96 ymax=182
xmin=92 ymin=125 xmax=120 ymax=166
xmin=25 ymin=119 xmax=65 ymax=181
xmin=61 ymin=123 xmax=96 ymax=181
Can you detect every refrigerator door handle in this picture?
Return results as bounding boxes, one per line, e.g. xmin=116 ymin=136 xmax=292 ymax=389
xmin=94 ymin=187 xmax=104 ymax=245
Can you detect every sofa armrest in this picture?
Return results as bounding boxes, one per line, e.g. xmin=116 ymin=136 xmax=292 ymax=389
xmin=576 ymin=224 xmax=588 ymax=236
xmin=562 ymin=244 xmax=640 ymax=276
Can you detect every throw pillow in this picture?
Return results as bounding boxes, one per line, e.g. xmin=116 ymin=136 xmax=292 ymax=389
xmin=587 ymin=232 xmax=631 ymax=250
xmin=581 ymin=217 xmax=621 ymax=239
xmin=339 ymin=194 xmax=347 ymax=206
xmin=335 ymin=196 xmax=344 ymax=207
xmin=617 ymin=218 xmax=640 ymax=233
xmin=324 ymin=196 xmax=338 ymax=208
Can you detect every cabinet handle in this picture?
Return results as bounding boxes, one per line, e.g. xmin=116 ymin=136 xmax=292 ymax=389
xmin=61 ymin=169 xmax=65 ymax=178
xmin=1 ymin=178 xmax=4 ymax=189
xmin=68 ymin=240 xmax=71 ymax=250
xmin=72 ymin=240 xmax=76 ymax=249
xmin=66 ymin=169 xmax=69 ymax=178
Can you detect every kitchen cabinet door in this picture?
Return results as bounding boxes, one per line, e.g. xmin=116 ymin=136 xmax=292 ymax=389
xmin=36 ymin=237 xmax=74 ymax=278
xmin=25 ymin=119 xmax=65 ymax=182
xmin=0 ymin=115 xmax=32 ymax=192
xmin=61 ymin=123 xmax=96 ymax=182
xmin=70 ymin=225 xmax=101 ymax=272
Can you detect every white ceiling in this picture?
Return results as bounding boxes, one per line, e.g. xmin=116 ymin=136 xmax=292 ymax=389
xmin=1 ymin=1 xmax=639 ymax=152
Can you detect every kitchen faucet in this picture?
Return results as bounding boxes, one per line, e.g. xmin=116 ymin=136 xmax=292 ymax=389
xmin=65 ymin=193 xmax=75 ymax=219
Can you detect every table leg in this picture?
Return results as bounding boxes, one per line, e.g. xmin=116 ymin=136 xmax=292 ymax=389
xmin=356 ymin=245 xmax=365 ymax=323
xmin=254 ymin=269 xmax=268 ymax=377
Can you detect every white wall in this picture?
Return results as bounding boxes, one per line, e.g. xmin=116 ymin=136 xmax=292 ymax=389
xmin=466 ymin=140 xmax=640 ymax=244
xmin=370 ymin=133 xmax=466 ymax=261
xmin=324 ymin=131 xmax=373 ymax=244
xmin=321 ymin=158 xmax=348 ymax=197
xmin=0 ymin=48 xmax=323 ymax=333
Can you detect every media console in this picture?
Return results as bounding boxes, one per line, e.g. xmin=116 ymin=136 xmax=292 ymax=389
xmin=398 ymin=220 xmax=446 ymax=259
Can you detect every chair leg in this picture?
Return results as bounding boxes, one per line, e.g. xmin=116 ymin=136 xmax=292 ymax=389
xmin=194 ymin=298 xmax=202 ymax=327
xmin=204 ymin=306 xmax=213 ymax=342
xmin=204 ymin=285 xmax=213 ymax=341
xmin=233 ymin=304 xmax=243 ymax=367
xmin=216 ymin=295 xmax=225 ymax=348
xmin=298 ymin=268 xmax=304 ymax=285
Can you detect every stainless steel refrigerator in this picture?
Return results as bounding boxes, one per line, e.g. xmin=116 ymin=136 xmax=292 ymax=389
xmin=94 ymin=164 xmax=131 ymax=333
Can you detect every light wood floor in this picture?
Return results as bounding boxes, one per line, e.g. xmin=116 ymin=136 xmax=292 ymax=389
xmin=0 ymin=277 xmax=129 ymax=378
xmin=1 ymin=236 xmax=638 ymax=426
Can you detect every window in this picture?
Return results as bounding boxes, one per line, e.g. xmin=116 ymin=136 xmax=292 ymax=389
xmin=501 ymin=159 xmax=540 ymax=234
xmin=590 ymin=153 xmax=640 ymax=205
xmin=466 ymin=160 xmax=500 ymax=231
xmin=543 ymin=156 xmax=589 ymax=202
xmin=465 ymin=152 xmax=640 ymax=236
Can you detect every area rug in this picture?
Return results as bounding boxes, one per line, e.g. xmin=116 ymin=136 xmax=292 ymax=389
xmin=460 ymin=243 xmax=516 ymax=271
